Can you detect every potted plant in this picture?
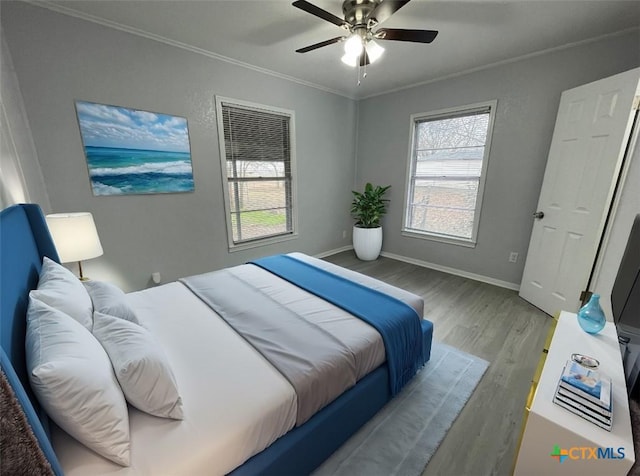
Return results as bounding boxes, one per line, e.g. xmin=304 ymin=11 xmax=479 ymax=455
xmin=351 ymin=182 xmax=391 ymax=261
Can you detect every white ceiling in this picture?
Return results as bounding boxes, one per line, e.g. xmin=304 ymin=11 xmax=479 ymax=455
xmin=39 ymin=0 xmax=640 ymax=99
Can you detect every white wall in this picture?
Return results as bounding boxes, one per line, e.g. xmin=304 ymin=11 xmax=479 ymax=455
xmin=4 ymin=1 xmax=639 ymax=294
xmin=356 ymin=30 xmax=640 ymax=287
xmin=2 ymin=2 xmax=357 ymax=291
xmin=0 ymin=31 xmax=50 ymax=211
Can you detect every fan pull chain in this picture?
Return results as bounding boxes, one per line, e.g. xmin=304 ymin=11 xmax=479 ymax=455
xmin=356 ymin=62 xmax=368 ymax=86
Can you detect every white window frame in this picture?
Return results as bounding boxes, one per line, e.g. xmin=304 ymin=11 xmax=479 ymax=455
xmin=402 ymin=100 xmax=497 ymax=247
xmin=215 ymin=96 xmax=298 ymax=251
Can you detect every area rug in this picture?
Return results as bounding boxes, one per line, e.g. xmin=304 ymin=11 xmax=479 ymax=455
xmin=313 ymin=342 xmax=489 ymax=476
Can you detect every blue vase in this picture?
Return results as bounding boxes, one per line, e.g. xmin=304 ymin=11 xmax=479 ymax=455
xmin=577 ymin=294 xmax=606 ymax=334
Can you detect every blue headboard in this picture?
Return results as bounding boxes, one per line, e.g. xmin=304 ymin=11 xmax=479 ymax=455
xmin=0 ymin=203 xmax=63 ymax=474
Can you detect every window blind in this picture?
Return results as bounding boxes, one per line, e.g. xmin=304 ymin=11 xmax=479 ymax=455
xmin=221 ymin=102 xmax=294 ymax=244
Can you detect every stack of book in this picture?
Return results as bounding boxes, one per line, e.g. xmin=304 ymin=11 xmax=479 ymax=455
xmin=553 ymin=359 xmax=612 ymax=431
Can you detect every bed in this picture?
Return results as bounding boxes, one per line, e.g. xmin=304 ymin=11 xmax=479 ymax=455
xmin=0 ymin=203 xmax=433 ymax=475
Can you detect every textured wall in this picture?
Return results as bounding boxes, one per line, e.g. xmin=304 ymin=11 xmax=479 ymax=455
xmin=4 ymin=1 xmax=639 ymax=292
xmin=356 ymin=30 xmax=640 ymax=286
xmin=1 ymin=32 xmax=50 ymax=211
xmin=2 ymin=2 xmax=357 ymax=291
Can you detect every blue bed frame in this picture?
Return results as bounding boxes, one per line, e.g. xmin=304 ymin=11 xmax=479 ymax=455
xmin=0 ymin=204 xmax=433 ymax=475
xmin=0 ymin=204 xmax=63 ymax=474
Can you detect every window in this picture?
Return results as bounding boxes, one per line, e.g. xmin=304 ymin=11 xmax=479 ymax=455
xmin=403 ymin=101 xmax=496 ymax=246
xmin=216 ymin=97 xmax=297 ymax=249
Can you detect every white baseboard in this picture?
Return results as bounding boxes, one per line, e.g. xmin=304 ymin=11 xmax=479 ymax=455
xmin=316 ymin=247 xmax=520 ymax=291
xmin=314 ymin=245 xmax=353 ymax=259
xmin=380 ymin=251 xmax=521 ymax=291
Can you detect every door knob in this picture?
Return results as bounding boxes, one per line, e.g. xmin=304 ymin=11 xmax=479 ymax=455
xmin=533 ymin=211 xmax=544 ymax=219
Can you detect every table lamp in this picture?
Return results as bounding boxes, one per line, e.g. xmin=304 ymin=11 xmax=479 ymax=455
xmin=45 ymin=212 xmax=104 ymax=280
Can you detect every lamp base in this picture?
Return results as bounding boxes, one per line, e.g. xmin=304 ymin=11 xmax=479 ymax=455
xmin=77 ymin=260 xmax=86 ymax=281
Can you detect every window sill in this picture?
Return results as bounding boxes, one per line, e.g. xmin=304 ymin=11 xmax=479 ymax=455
xmin=401 ymin=229 xmax=477 ymax=248
xmin=228 ymin=232 xmax=298 ymax=252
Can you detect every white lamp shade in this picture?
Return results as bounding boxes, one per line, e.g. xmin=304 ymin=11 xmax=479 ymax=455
xmin=341 ymin=40 xmax=385 ymax=67
xmin=341 ymin=53 xmax=359 ymax=67
xmin=46 ymin=212 xmax=104 ymax=263
xmin=366 ymin=40 xmax=385 ymax=64
xmin=344 ymin=35 xmax=363 ymax=56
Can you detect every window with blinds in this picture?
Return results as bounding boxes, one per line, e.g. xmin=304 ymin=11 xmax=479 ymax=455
xmin=216 ymin=98 xmax=296 ymax=248
xmin=403 ymin=101 xmax=496 ymax=245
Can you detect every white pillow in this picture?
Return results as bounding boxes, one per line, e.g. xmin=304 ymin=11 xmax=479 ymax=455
xmin=92 ymin=312 xmax=184 ymax=420
xmin=30 ymin=257 xmax=93 ymax=330
xmin=83 ymin=280 xmax=140 ymax=325
xmin=26 ymin=298 xmax=130 ymax=466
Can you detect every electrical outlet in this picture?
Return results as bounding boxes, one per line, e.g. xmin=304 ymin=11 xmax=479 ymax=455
xmin=509 ymin=252 xmax=519 ymax=263
xmin=342 ymin=230 xmax=347 ymax=239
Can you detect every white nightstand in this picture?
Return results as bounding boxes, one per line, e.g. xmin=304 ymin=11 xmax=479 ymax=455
xmin=513 ymin=311 xmax=635 ymax=475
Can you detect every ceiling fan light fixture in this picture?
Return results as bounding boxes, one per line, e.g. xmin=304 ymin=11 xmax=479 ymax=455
xmin=366 ymin=40 xmax=384 ymax=64
xmin=341 ymin=40 xmax=384 ymax=68
xmin=344 ymin=34 xmax=363 ymax=56
xmin=293 ymin=0 xmax=438 ymax=78
xmin=341 ymin=52 xmax=359 ymax=67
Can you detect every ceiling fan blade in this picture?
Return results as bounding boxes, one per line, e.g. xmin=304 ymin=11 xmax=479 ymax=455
xmin=366 ymin=0 xmax=411 ymax=26
xmin=292 ymin=0 xmax=349 ymax=28
xmin=296 ymin=36 xmax=345 ymax=53
xmin=375 ymin=28 xmax=439 ymax=43
xmin=359 ymin=49 xmax=370 ymax=67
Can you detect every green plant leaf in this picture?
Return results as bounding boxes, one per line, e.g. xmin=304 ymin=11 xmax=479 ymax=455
xmin=351 ymin=183 xmax=391 ymax=228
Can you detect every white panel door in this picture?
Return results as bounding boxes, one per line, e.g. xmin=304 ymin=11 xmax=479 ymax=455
xmin=519 ymin=68 xmax=640 ymax=316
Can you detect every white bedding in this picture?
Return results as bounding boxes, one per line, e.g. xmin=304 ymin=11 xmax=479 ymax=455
xmin=52 ymin=281 xmax=297 ymax=475
xmin=51 ymin=254 xmax=422 ymax=475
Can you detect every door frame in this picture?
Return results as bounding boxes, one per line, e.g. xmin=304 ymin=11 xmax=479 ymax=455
xmin=588 ymin=108 xmax=640 ymax=299
xmin=519 ymin=68 xmax=640 ymax=315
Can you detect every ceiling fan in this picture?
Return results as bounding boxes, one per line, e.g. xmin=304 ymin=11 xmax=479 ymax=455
xmin=293 ymin=0 xmax=438 ymax=67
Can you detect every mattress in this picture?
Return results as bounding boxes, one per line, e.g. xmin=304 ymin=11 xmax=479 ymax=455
xmin=51 ymin=254 xmax=422 ymax=475
xmin=52 ymin=281 xmax=296 ymax=475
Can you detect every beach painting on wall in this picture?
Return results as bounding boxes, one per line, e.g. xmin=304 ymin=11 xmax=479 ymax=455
xmin=75 ymin=101 xmax=194 ymax=196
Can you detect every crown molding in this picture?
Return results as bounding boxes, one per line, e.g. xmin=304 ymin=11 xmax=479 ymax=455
xmin=361 ymin=26 xmax=640 ymax=100
xmin=24 ymin=0 xmax=356 ymax=100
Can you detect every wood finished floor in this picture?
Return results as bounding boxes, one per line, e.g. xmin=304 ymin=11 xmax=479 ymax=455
xmin=323 ymin=251 xmax=553 ymax=476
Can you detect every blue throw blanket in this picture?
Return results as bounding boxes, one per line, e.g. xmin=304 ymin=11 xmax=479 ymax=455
xmin=251 ymin=254 xmax=424 ymax=396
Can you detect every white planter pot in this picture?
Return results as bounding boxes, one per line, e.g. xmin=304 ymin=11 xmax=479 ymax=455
xmin=353 ymin=225 xmax=383 ymax=261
